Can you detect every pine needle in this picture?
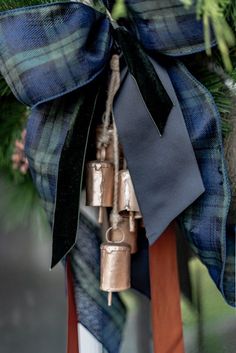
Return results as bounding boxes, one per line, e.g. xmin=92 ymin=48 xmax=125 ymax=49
xmin=181 ymin=0 xmax=236 ymax=71
xmin=186 ymin=51 xmax=236 ymax=137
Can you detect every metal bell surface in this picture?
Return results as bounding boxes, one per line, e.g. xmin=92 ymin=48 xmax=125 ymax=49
xmin=118 ymin=170 xmax=141 ymax=231
xmin=118 ymin=170 xmax=140 ymax=213
xmin=111 ymin=216 xmax=138 ymax=254
xmin=100 ymin=227 xmax=131 ymax=306
xmin=86 ymin=160 xmax=114 ymax=223
xmin=135 ymin=211 xmax=142 ymax=219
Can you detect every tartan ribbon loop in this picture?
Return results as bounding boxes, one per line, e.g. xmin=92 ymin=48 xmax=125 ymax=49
xmin=0 ymin=2 xmax=112 ymax=106
xmin=0 ymin=2 xmax=173 ymax=134
xmin=0 ymin=0 xmax=213 ymax=111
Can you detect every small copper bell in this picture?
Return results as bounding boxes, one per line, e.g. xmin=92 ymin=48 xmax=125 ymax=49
xmin=111 ymin=215 xmax=138 ymax=254
xmin=100 ymin=227 xmax=131 ymax=306
xmin=118 ymin=170 xmax=141 ymax=232
xmin=86 ymin=161 xmax=114 ymax=223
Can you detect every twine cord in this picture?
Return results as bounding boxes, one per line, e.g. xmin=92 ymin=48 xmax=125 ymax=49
xmin=110 ymin=117 xmax=121 ymax=229
xmin=97 ymin=54 xmax=120 ymax=149
xmin=97 ymin=54 xmax=122 ymax=230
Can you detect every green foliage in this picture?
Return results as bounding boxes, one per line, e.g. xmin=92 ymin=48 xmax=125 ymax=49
xmin=0 ymin=174 xmax=43 ymax=231
xmin=181 ymin=0 xmax=235 ymax=71
xmin=187 ymin=50 xmax=236 ymax=136
xmin=182 ymin=259 xmax=235 ymax=353
xmin=112 ymin=0 xmax=127 ymax=19
xmin=0 ymin=95 xmax=44 ymax=231
xmin=0 ymin=77 xmax=11 ymax=96
xmin=0 ymin=97 xmax=26 ymax=171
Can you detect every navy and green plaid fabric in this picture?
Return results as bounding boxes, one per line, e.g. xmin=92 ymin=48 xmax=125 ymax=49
xmin=167 ymin=61 xmax=235 ymax=305
xmin=0 ymin=2 xmax=111 ymax=106
xmin=126 ymin=0 xmax=216 ymax=55
xmin=0 ymin=1 xmax=216 ymax=108
xmin=0 ymin=1 xmax=235 ymax=352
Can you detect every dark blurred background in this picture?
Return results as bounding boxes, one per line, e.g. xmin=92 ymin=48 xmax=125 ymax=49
xmin=0 ymin=191 xmax=66 ymax=353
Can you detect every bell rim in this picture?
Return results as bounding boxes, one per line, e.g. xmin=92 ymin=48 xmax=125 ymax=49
xmin=100 ymin=242 xmax=131 ymax=251
xmin=100 ymin=285 xmax=131 ymax=292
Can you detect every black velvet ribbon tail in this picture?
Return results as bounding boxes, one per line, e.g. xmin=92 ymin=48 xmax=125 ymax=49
xmin=51 ymin=82 xmax=101 ymax=268
xmin=114 ymin=27 xmax=173 ymax=135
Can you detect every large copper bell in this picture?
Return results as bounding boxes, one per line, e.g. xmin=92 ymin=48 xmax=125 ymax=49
xmin=86 ymin=159 xmax=114 ymax=223
xmin=111 ymin=215 xmax=138 ymax=254
xmin=118 ymin=170 xmax=141 ymax=232
xmin=100 ymin=227 xmax=131 ymax=306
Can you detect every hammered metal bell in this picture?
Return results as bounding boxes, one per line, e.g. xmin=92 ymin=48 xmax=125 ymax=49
xmin=86 ymin=161 xmax=114 ymax=223
xmin=118 ymin=170 xmax=141 ymax=232
xmin=100 ymin=227 xmax=131 ymax=306
xmin=111 ymin=216 xmax=138 ymax=254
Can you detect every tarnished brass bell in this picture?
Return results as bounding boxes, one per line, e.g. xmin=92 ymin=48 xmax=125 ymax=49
xmin=100 ymin=227 xmax=131 ymax=306
xmin=86 ymin=161 xmax=114 ymax=223
xmin=111 ymin=215 xmax=138 ymax=254
xmin=118 ymin=170 xmax=141 ymax=232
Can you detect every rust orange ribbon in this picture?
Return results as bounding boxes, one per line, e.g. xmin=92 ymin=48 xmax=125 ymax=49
xmin=66 ymin=258 xmax=79 ymax=353
xmin=149 ymin=223 xmax=185 ymax=353
xmin=66 ymin=223 xmax=185 ymax=353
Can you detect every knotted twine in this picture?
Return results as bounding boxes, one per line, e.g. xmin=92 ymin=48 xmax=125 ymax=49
xmin=97 ymin=54 xmax=122 ymax=230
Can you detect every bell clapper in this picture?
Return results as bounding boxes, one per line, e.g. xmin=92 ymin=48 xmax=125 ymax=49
xmin=98 ymin=206 xmax=104 ymax=224
xmin=108 ymin=292 xmax=113 ymax=306
xmin=129 ymin=211 xmax=136 ymax=232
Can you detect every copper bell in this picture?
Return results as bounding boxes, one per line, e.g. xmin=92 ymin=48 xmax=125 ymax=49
xmin=118 ymin=170 xmax=141 ymax=232
xmin=111 ymin=215 xmax=138 ymax=254
xmin=86 ymin=161 xmax=114 ymax=223
xmin=100 ymin=227 xmax=131 ymax=306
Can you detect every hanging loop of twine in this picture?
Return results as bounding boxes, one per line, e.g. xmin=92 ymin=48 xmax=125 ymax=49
xmin=110 ymin=116 xmax=122 ymax=230
xmin=97 ymin=53 xmax=122 ymax=230
xmin=97 ymin=54 xmax=121 ymax=149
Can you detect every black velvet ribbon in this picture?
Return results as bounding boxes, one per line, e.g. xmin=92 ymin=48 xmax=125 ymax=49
xmin=51 ymin=82 xmax=101 ymax=268
xmin=114 ymin=27 xmax=173 ymax=135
